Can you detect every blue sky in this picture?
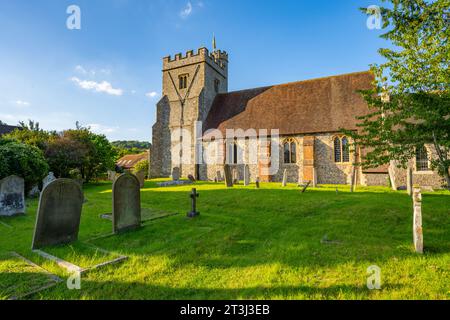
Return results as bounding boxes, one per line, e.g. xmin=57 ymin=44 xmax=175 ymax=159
xmin=0 ymin=0 xmax=388 ymax=142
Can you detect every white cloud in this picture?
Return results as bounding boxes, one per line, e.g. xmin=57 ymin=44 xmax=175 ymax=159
xmin=75 ymin=65 xmax=88 ymax=74
xmin=12 ymin=100 xmax=31 ymax=107
xmin=179 ymin=1 xmax=193 ymax=18
xmin=87 ymin=123 xmax=119 ymax=134
xmin=70 ymin=77 xmax=123 ymax=96
xmin=145 ymin=91 xmax=159 ymax=99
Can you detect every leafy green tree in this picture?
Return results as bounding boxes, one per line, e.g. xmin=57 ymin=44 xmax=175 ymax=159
xmin=45 ymin=136 xmax=87 ymax=178
xmin=5 ymin=120 xmax=55 ymax=151
xmin=133 ymin=159 xmax=149 ymax=178
xmin=348 ymin=0 xmax=450 ymax=188
xmin=0 ymin=138 xmax=49 ymax=190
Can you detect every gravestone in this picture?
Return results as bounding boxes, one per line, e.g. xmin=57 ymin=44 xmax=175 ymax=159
xmin=233 ymin=168 xmax=239 ymax=184
xmin=42 ymin=172 xmax=56 ymax=189
xmin=112 ymin=173 xmax=141 ymax=234
xmin=407 ymin=168 xmax=413 ymax=197
xmin=172 ymin=167 xmax=181 ymax=181
xmin=187 ymin=188 xmax=200 ymax=218
xmin=282 ymin=169 xmax=288 ymax=187
xmin=28 ymin=184 xmax=40 ymax=198
xmin=188 ymin=174 xmax=196 ymax=183
xmin=412 ymin=185 xmax=423 ymax=254
xmin=0 ymin=175 xmax=25 ymax=217
xmin=255 ymin=177 xmax=260 ymax=189
xmin=244 ymin=165 xmax=250 ymax=186
xmin=135 ymin=170 xmax=146 ymax=188
xmin=216 ymin=171 xmax=223 ymax=182
xmin=32 ymin=179 xmax=83 ymax=249
xmin=107 ymin=170 xmax=116 ymax=181
xmin=223 ymin=165 xmax=233 ymax=188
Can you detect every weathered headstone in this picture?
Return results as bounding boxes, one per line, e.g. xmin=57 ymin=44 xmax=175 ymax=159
xmin=188 ymin=174 xmax=196 ymax=183
xmin=32 ymin=179 xmax=83 ymax=249
xmin=255 ymin=177 xmax=260 ymax=189
xmin=172 ymin=167 xmax=181 ymax=181
xmin=0 ymin=175 xmax=25 ymax=217
xmin=244 ymin=165 xmax=250 ymax=186
xmin=282 ymin=169 xmax=288 ymax=187
xmin=412 ymin=185 xmax=423 ymax=254
xmin=112 ymin=173 xmax=141 ymax=234
xmin=28 ymin=184 xmax=40 ymax=198
xmin=107 ymin=170 xmax=116 ymax=181
xmin=224 ymin=165 xmax=233 ymax=188
xmin=216 ymin=171 xmax=223 ymax=182
xmin=233 ymin=168 xmax=239 ymax=184
xmin=187 ymin=188 xmax=200 ymax=218
xmin=407 ymin=167 xmax=413 ymax=197
xmin=43 ymin=172 xmax=56 ymax=188
xmin=135 ymin=170 xmax=146 ymax=188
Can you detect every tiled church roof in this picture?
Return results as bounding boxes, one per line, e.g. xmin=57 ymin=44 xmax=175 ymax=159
xmin=203 ymin=71 xmax=374 ymax=137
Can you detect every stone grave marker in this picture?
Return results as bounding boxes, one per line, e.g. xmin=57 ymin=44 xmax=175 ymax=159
xmin=0 ymin=175 xmax=25 ymax=217
xmin=188 ymin=174 xmax=196 ymax=183
xmin=412 ymin=185 xmax=423 ymax=254
xmin=255 ymin=177 xmax=260 ymax=189
xmin=32 ymin=179 xmax=83 ymax=249
xmin=244 ymin=165 xmax=250 ymax=186
xmin=233 ymin=168 xmax=239 ymax=184
xmin=282 ymin=169 xmax=288 ymax=187
xmin=42 ymin=172 xmax=56 ymax=189
xmin=28 ymin=184 xmax=40 ymax=198
xmin=113 ymin=173 xmax=141 ymax=234
xmin=172 ymin=167 xmax=181 ymax=181
xmin=224 ymin=164 xmax=233 ymax=188
xmin=135 ymin=170 xmax=146 ymax=188
xmin=107 ymin=170 xmax=116 ymax=181
xmin=187 ymin=188 xmax=200 ymax=218
xmin=216 ymin=170 xmax=223 ymax=182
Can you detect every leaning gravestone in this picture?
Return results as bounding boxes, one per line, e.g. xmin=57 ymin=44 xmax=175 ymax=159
xmin=42 ymin=172 xmax=56 ymax=188
xmin=282 ymin=169 xmax=288 ymax=187
xmin=113 ymin=173 xmax=141 ymax=233
xmin=172 ymin=167 xmax=181 ymax=181
xmin=188 ymin=174 xmax=196 ymax=183
xmin=0 ymin=175 xmax=25 ymax=217
xmin=135 ymin=170 xmax=146 ymax=188
xmin=244 ymin=165 xmax=250 ymax=186
xmin=224 ymin=165 xmax=233 ymax=188
xmin=32 ymin=179 xmax=83 ymax=249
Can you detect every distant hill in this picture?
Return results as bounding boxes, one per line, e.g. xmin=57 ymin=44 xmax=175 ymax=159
xmin=111 ymin=140 xmax=150 ymax=150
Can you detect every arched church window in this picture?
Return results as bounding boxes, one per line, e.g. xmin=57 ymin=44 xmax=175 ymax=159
xmin=342 ymin=137 xmax=350 ymax=163
xmin=283 ymin=139 xmax=297 ymax=164
xmin=416 ymin=145 xmax=430 ymax=171
xmin=334 ymin=137 xmax=342 ymax=163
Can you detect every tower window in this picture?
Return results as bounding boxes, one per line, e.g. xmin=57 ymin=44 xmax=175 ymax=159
xmin=214 ymin=79 xmax=220 ymax=93
xmin=416 ymin=145 xmax=430 ymax=172
xmin=179 ymin=74 xmax=188 ymax=89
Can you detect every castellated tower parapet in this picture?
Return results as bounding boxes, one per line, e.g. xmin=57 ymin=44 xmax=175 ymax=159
xmin=163 ymin=47 xmax=228 ymax=79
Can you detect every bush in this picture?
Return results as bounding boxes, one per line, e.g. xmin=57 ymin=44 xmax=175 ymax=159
xmin=133 ymin=160 xmax=149 ymax=178
xmin=0 ymin=139 xmax=49 ymax=190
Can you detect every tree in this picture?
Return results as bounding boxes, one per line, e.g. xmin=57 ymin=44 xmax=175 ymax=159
xmin=347 ymin=0 xmax=450 ymax=188
xmin=45 ymin=136 xmax=87 ymax=178
xmin=5 ymin=120 xmax=54 ymax=151
xmin=133 ymin=159 xmax=149 ymax=178
xmin=0 ymin=138 xmax=49 ymax=191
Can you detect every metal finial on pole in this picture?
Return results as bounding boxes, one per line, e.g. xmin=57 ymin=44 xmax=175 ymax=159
xmin=212 ymin=33 xmax=217 ymax=51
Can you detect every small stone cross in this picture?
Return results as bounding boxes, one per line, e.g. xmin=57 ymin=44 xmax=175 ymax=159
xmin=187 ymin=188 xmax=200 ymax=218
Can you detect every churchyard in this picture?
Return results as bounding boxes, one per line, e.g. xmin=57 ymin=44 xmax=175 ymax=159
xmin=0 ymin=178 xmax=449 ymax=300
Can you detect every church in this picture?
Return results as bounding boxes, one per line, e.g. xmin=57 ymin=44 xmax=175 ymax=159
xmin=150 ymin=45 xmax=444 ymax=188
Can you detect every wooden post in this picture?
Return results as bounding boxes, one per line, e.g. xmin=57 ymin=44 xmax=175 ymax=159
xmin=412 ymin=185 xmax=423 ymax=254
xmin=407 ymin=167 xmax=413 ymax=197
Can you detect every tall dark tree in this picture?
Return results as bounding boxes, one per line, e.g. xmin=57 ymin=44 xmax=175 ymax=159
xmin=347 ymin=0 xmax=450 ymax=188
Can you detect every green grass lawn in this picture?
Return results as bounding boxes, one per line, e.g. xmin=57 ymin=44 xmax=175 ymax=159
xmin=0 ymin=180 xmax=449 ymax=300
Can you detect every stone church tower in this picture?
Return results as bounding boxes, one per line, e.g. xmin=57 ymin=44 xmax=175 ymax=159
xmin=151 ymin=47 xmax=228 ymax=178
